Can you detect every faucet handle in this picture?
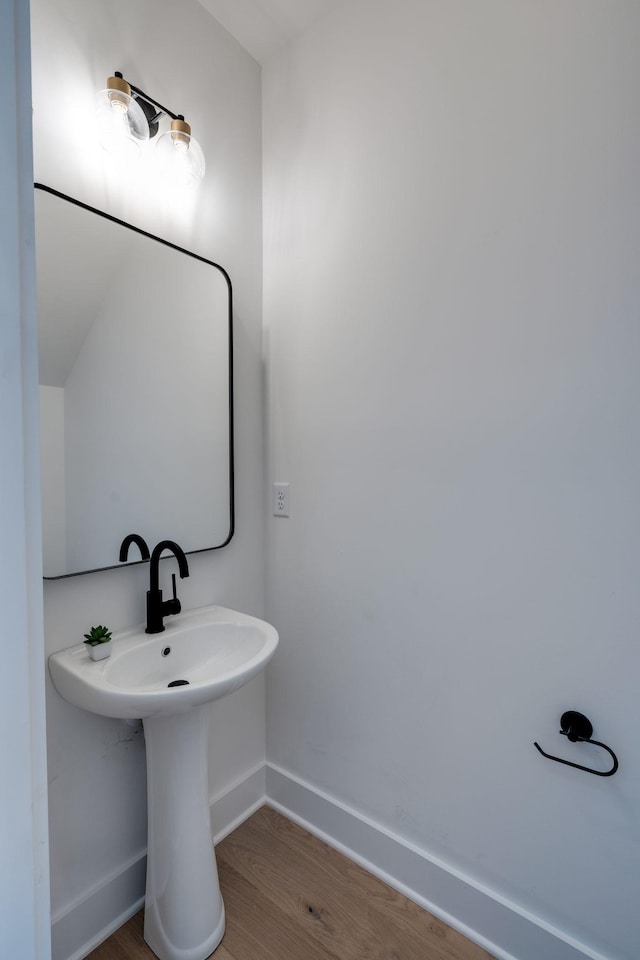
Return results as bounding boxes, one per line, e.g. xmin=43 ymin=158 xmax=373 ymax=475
xmin=168 ymin=573 xmax=181 ymax=615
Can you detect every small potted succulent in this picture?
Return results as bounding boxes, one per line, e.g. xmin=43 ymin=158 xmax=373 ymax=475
xmin=83 ymin=625 xmax=113 ymax=661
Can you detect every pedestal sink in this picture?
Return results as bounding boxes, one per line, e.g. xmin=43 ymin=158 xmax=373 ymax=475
xmin=49 ymin=604 xmax=278 ymax=960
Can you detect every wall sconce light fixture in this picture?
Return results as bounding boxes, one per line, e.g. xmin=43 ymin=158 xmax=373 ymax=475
xmin=95 ymin=72 xmax=205 ymax=187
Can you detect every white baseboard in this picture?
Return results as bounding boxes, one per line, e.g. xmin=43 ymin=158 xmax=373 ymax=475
xmin=51 ymin=762 xmax=266 ymax=960
xmin=265 ymin=762 xmax=610 ymax=960
xmin=51 ymin=760 xmax=611 ymax=960
xmin=210 ymin=761 xmax=266 ymax=844
xmin=50 ymin=852 xmax=146 ymax=960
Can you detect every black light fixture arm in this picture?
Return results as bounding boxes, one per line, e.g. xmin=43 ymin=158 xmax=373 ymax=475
xmin=114 ymin=71 xmax=184 ymax=133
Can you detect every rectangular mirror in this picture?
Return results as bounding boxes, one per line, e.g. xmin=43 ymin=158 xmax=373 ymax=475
xmin=35 ymin=184 xmax=234 ymax=579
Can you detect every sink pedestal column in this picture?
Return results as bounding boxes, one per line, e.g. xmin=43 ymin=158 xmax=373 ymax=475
xmin=143 ymin=705 xmax=225 ymax=960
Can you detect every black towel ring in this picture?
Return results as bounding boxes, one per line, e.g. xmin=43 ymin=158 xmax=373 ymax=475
xmin=534 ymin=711 xmax=618 ymax=778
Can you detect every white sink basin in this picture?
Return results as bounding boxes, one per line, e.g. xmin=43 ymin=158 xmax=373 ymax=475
xmin=49 ymin=603 xmax=278 ymax=720
xmin=48 ymin=603 xmax=278 ymax=960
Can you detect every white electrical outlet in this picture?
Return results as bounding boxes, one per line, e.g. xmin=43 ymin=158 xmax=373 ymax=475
xmin=272 ymin=482 xmax=290 ymax=517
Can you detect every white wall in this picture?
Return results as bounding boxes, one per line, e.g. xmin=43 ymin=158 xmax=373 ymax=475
xmin=0 ymin=1 xmax=50 ymax=957
xmin=39 ymin=387 xmax=66 ymax=573
xmin=263 ymin=3 xmax=640 ymax=959
xmin=30 ymin=0 xmax=265 ymax=953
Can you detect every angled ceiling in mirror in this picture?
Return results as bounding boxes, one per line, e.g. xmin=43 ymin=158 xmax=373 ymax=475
xmin=35 ymin=184 xmax=234 ymax=579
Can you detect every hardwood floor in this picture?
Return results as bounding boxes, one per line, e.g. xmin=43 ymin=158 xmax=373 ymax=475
xmin=86 ymin=806 xmax=496 ymax=960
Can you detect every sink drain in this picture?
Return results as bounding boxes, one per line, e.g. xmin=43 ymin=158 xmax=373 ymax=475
xmin=167 ymin=679 xmax=189 ymax=688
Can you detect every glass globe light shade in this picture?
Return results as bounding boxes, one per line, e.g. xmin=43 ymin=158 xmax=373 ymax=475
xmin=155 ymin=120 xmax=205 ymax=188
xmin=95 ymin=80 xmax=149 ymax=158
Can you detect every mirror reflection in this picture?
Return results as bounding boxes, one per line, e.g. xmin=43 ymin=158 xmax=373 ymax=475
xmin=35 ymin=185 xmax=233 ymax=579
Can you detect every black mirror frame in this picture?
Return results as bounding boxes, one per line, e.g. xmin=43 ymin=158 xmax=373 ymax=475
xmin=35 ymin=183 xmax=234 ymax=579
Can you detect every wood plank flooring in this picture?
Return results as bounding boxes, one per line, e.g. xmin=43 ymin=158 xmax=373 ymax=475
xmin=86 ymin=805 xmax=496 ymax=960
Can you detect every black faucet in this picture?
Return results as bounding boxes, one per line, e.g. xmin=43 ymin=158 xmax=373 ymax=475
xmin=145 ymin=540 xmax=190 ymax=634
xmin=119 ymin=533 xmax=151 ymax=562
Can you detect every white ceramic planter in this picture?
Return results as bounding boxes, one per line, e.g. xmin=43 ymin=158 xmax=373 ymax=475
xmin=86 ymin=640 xmax=112 ymax=661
